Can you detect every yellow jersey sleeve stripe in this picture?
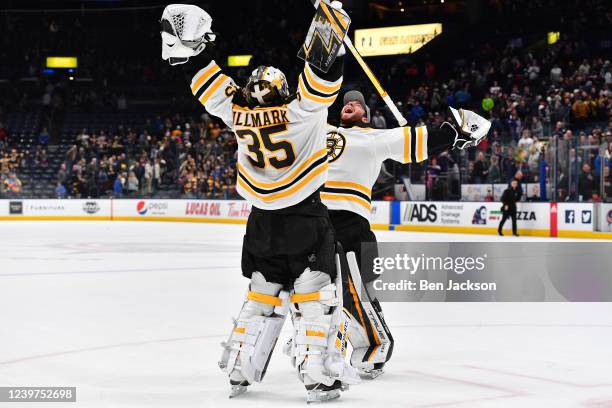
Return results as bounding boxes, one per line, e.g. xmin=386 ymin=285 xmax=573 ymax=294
xmin=324 ymin=180 xmax=371 ymax=196
xmin=191 ymin=63 xmax=221 ymax=94
xmin=304 ymin=63 xmax=342 ymax=94
xmin=320 ymin=193 xmax=372 ymax=211
xmin=237 ymin=148 xmax=327 ymax=189
xmin=420 ymin=126 xmax=428 ymax=162
xmin=416 ymin=126 xmax=425 ymax=162
xmin=199 ymin=74 xmax=229 ymax=105
xmin=239 ymin=162 xmax=328 ymax=203
xmin=403 ymin=127 xmax=411 ymax=163
xmin=298 ymin=76 xmax=337 ymax=104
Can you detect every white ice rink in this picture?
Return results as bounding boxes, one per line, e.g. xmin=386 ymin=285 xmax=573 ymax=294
xmin=1 ymin=221 xmax=611 ymax=408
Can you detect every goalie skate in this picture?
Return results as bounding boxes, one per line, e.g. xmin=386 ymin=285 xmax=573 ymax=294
xmin=228 ymin=381 xmax=248 ymax=398
xmin=305 ymin=381 xmax=348 ymax=404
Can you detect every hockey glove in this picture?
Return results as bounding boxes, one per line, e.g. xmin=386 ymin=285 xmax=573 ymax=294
xmin=160 ymin=4 xmax=216 ymax=66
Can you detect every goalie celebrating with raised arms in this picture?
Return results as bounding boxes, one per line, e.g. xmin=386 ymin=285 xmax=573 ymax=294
xmin=324 ymin=89 xmax=491 ymax=378
xmin=160 ymin=2 xmax=359 ymax=403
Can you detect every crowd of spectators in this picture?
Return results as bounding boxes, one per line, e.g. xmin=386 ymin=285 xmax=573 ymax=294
xmin=0 ymin=0 xmax=610 ymax=201
xmin=55 ymin=114 xmax=239 ymax=199
xmin=0 ymin=147 xmax=25 ymax=197
xmin=361 ymin=36 xmax=612 ymax=201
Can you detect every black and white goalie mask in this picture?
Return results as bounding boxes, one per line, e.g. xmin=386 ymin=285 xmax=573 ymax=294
xmin=244 ymin=66 xmax=290 ymax=107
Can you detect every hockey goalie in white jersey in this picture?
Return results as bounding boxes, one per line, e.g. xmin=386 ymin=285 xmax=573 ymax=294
xmin=324 ymin=90 xmax=491 ymax=378
xmin=161 ymin=2 xmax=358 ymax=403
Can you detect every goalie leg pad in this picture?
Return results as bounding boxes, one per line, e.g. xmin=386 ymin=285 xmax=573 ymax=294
xmin=219 ymin=272 xmax=289 ymax=385
xmin=345 ymin=251 xmax=394 ymax=373
xmin=287 ymin=260 xmax=360 ymax=388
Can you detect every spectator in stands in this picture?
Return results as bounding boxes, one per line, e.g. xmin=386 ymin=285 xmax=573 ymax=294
xmin=531 ymin=116 xmax=544 ymax=139
xmin=126 ymin=171 xmax=139 ymax=196
xmin=488 ymin=155 xmax=502 ymax=183
xmin=578 ymin=163 xmax=597 ymax=201
xmin=56 ymin=182 xmax=67 ymax=198
xmin=517 ymin=129 xmax=534 ymax=150
xmin=572 ymin=96 xmax=590 ymax=129
xmin=143 ymin=160 xmax=153 ymax=195
xmin=0 ymin=122 xmax=6 ymax=145
xmin=113 ymin=173 xmax=124 ymax=197
xmin=426 ymin=157 xmax=441 ymax=200
xmin=527 ymin=144 xmax=541 ymax=179
xmin=0 ymin=153 xmax=9 ymax=176
xmin=604 ymin=166 xmax=611 ymax=201
xmin=472 ymin=152 xmax=488 ymax=183
xmin=39 ymin=128 xmax=50 ymax=146
xmin=371 ymin=110 xmax=387 ymax=129
xmin=4 ymin=172 xmax=22 ymax=196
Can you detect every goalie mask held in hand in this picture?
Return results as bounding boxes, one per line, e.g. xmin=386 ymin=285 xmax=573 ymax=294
xmin=160 ymin=4 xmax=216 ymax=65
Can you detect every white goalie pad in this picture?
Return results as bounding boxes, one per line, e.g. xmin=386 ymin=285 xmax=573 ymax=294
xmin=286 ymin=258 xmax=360 ymax=387
xmin=219 ymin=285 xmax=290 ymax=384
xmin=345 ymin=251 xmax=394 ymax=371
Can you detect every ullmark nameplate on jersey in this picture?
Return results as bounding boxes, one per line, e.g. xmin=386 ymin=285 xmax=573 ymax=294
xmin=298 ymin=1 xmax=350 ymax=73
xmin=362 ymin=243 xmax=612 ymax=302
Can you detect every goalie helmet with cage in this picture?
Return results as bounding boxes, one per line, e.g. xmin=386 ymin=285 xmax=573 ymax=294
xmin=244 ymin=66 xmax=290 ymax=107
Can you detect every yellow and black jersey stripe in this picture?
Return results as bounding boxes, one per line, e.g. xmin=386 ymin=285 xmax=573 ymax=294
xmin=237 ymin=148 xmax=329 ymax=203
xmin=298 ymin=64 xmax=342 ymax=104
xmin=403 ymin=126 xmax=427 ymax=164
xmin=321 ymin=181 xmax=372 ymax=210
xmin=191 ymin=62 xmax=230 ymax=106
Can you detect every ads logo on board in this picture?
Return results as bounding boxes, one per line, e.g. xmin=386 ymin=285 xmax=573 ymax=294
xmin=83 ymin=201 xmax=101 ymax=214
xmin=404 ymin=203 xmax=437 ymax=223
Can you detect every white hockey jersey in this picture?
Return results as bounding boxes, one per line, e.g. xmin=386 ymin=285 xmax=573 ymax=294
xmin=191 ymin=61 xmax=341 ymax=210
xmin=322 ymin=125 xmax=429 ymax=222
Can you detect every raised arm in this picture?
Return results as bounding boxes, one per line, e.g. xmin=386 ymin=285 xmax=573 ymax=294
xmin=374 ymin=106 xmax=492 ymax=165
xmin=160 ymin=4 xmax=236 ymax=128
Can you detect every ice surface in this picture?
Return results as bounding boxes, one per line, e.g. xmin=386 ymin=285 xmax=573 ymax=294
xmin=0 ymin=221 xmax=611 ymax=408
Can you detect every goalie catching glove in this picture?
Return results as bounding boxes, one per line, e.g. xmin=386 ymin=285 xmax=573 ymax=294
xmin=160 ymin=4 xmax=216 ymax=66
xmin=448 ymin=107 xmax=491 ymax=149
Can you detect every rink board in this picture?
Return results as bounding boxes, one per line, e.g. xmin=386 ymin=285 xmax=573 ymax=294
xmin=1 ymin=199 xmax=611 ymax=239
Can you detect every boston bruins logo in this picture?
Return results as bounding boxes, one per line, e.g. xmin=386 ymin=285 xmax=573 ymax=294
xmin=326 ymin=131 xmax=345 ymax=163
